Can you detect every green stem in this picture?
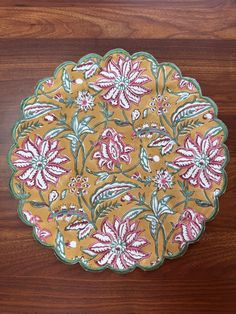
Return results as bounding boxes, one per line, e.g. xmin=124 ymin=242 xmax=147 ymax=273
xmin=80 ymin=194 xmax=97 ymax=230
xmin=39 ymin=191 xmax=60 ymax=230
xmin=204 ymin=189 xmax=213 ymax=206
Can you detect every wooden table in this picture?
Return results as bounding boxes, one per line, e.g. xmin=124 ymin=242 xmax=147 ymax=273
xmin=0 ymin=1 xmax=235 ymax=313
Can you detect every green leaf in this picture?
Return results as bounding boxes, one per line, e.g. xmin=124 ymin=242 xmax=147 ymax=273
xmin=29 ymin=201 xmax=47 ymax=208
xmin=60 ymin=189 xmax=67 ymax=200
xmin=143 ymin=108 xmax=148 ymax=119
xmin=205 ymin=126 xmax=223 ymax=137
xmin=139 ymin=146 xmax=151 ymax=173
xmin=123 ymin=208 xmax=146 ymax=220
xmin=44 ymin=127 xmax=66 ymax=139
xmin=195 ymin=199 xmax=212 ymax=207
xmin=91 ymin=181 xmax=140 ymax=206
xmin=72 ymin=113 xmax=94 ymax=137
xmin=156 ymin=65 xmax=165 ymax=95
xmin=95 ymin=201 xmax=121 ymax=220
xmin=177 ymin=119 xmax=204 ymax=136
xmin=62 ymin=69 xmax=71 ymax=93
xmin=144 ymin=214 xmax=158 ymax=238
xmin=23 ymin=102 xmax=60 ymax=119
xmin=17 ymin=121 xmax=43 ymax=138
xmin=171 ymin=101 xmax=211 ymax=124
xmin=63 ymin=133 xmax=78 ymax=155
xmin=157 ymin=205 xmax=175 ymax=216
xmin=55 ymin=230 xmax=66 ymax=259
xmin=114 ymin=119 xmax=130 ymax=126
xmin=96 ymin=172 xmax=110 ymax=183
xmin=151 ymin=191 xmax=159 ymax=215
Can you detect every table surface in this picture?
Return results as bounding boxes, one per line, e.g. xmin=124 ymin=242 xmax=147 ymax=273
xmin=0 ymin=1 xmax=235 ymax=313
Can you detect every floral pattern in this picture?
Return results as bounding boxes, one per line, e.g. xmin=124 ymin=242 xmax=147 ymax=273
xmin=173 ymin=208 xmax=205 ymax=248
xmin=153 ymin=169 xmax=173 ymax=190
xmin=94 ymin=56 xmax=151 ymax=109
xmin=68 ymin=175 xmax=90 ymax=195
xmin=76 ymin=90 xmax=95 ymax=111
xmin=88 ymin=217 xmax=149 ymax=270
xmin=92 ymin=128 xmax=134 ymax=170
xmin=174 ymin=134 xmax=226 ymax=189
xmin=13 ymin=136 xmax=69 ymax=190
xmin=9 ymin=49 xmax=228 ymax=273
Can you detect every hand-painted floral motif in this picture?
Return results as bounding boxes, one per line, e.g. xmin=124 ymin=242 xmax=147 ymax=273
xmin=92 ymin=128 xmax=134 ymax=170
xmin=153 ymin=169 xmax=173 ymax=190
xmin=149 ymin=94 xmax=171 ymax=115
xmin=68 ymin=175 xmax=90 ymax=195
xmin=174 ymin=134 xmax=226 ymax=189
xmin=76 ymin=90 xmax=95 ymax=111
xmin=88 ymin=217 xmax=149 ymax=270
xmin=13 ymin=136 xmax=69 ymax=190
xmin=9 ymin=49 xmax=228 ymax=273
xmin=94 ymin=56 xmax=151 ymax=109
xmin=173 ymin=208 xmax=205 ymax=248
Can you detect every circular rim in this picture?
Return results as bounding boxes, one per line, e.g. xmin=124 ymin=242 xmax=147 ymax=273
xmin=8 ymin=48 xmax=229 ymax=273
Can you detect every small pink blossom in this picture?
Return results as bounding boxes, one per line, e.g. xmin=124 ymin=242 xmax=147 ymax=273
xmin=92 ymin=128 xmax=134 ymax=170
xmin=173 ymin=208 xmax=205 ymax=248
xmin=174 ymin=134 xmax=225 ymax=189
xmin=13 ymin=136 xmax=69 ymax=190
xmin=35 ymin=225 xmax=52 ymax=242
xmin=121 ymin=192 xmax=134 ymax=203
xmin=45 ymin=79 xmax=54 ymax=87
xmin=173 ymin=71 xmax=194 ymax=91
xmin=44 ymin=114 xmax=57 ymax=123
xmin=88 ymin=217 xmax=150 ymax=270
xmin=149 ymin=94 xmax=171 ymax=115
xmin=131 ymin=172 xmax=141 ymax=180
xmin=94 ymin=56 xmax=151 ymax=109
xmin=23 ymin=210 xmax=41 ymax=224
xmin=54 ymin=93 xmax=63 ymax=101
xmin=153 ymin=169 xmax=173 ymax=190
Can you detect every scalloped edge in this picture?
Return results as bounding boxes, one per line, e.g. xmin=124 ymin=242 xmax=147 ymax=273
xmin=7 ymin=48 xmax=229 ymax=274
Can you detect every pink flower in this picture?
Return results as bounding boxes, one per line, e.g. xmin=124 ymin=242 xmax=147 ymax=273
xmin=173 ymin=208 xmax=205 ymax=248
xmin=45 ymin=79 xmax=54 ymax=87
xmin=88 ymin=217 xmax=150 ymax=270
xmin=54 ymin=93 xmax=63 ymax=101
xmin=23 ymin=210 xmax=41 ymax=224
xmin=13 ymin=136 xmax=69 ymax=190
xmin=92 ymin=128 xmax=134 ymax=170
xmin=35 ymin=225 xmax=52 ymax=242
xmin=94 ymin=56 xmax=151 ymax=109
xmin=121 ymin=192 xmax=134 ymax=203
xmin=174 ymin=134 xmax=225 ymax=189
xmin=173 ymin=71 xmax=194 ymax=90
xmin=149 ymin=94 xmax=171 ymax=115
xmin=44 ymin=114 xmax=57 ymax=123
xmin=131 ymin=172 xmax=141 ymax=180
xmin=153 ymin=169 xmax=173 ymax=190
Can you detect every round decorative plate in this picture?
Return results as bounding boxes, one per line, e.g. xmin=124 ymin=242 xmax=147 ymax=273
xmin=8 ymin=49 xmax=228 ymax=273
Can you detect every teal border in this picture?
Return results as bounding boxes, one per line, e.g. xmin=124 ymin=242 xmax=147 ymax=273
xmin=7 ymin=48 xmax=229 ymax=274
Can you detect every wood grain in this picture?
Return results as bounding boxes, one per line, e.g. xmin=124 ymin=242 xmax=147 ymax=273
xmin=0 ymin=1 xmax=235 ymax=313
xmin=0 ymin=1 xmax=236 ymax=39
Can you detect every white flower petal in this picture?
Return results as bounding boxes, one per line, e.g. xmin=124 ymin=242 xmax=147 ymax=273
xmin=25 ymin=139 xmax=39 ymax=157
xmin=119 ymin=91 xmax=130 ymax=109
xmin=43 ymin=169 xmax=57 ymax=184
xmin=15 ymin=150 xmax=33 ymax=159
xmin=36 ymin=171 xmax=47 ymax=190
xmin=47 ymin=165 xmax=67 ymax=175
xmin=19 ymin=167 xmax=36 ymax=180
xmin=199 ymin=171 xmax=211 ymax=189
xmin=97 ymin=251 xmax=113 ymax=266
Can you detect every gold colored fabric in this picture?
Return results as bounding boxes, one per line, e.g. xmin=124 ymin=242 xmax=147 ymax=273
xmin=9 ymin=49 xmax=228 ymax=272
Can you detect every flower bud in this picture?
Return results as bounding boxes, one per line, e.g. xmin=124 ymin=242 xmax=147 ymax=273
xmin=49 ymin=190 xmax=59 ymax=203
